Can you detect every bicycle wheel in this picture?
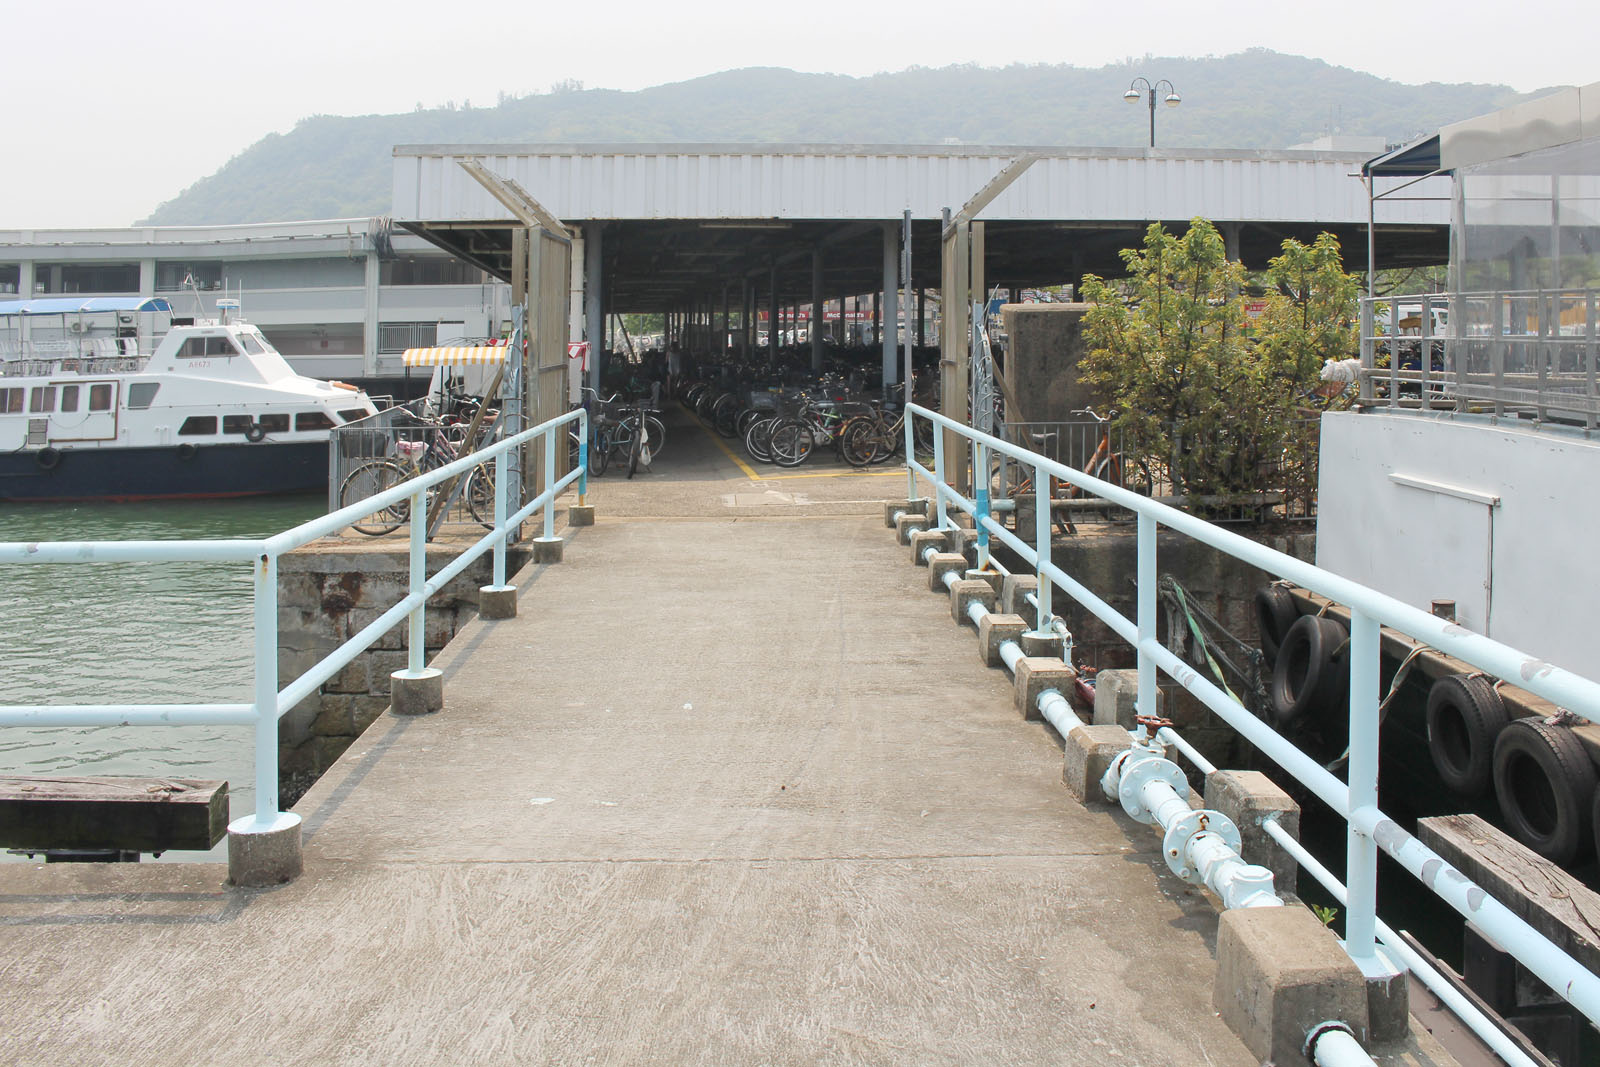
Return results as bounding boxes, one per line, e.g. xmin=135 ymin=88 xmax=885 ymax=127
xmin=465 ymin=463 xmax=496 ymax=529
xmin=340 ymin=460 xmax=408 ymax=536
xmin=838 ymin=416 xmax=879 ymax=468
xmin=768 ymin=418 xmax=814 ymax=468
xmin=744 ymin=416 xmax=777 ymax=463
xmin=587 ymin=428 xmax=610 ymax=477
xmin=712 ymin=396 xmax=741 ymax=439
xmin=644 ymin=414 xmax=666 ymax=459
xmin=626 ymin=423 xmax=642 ymax=478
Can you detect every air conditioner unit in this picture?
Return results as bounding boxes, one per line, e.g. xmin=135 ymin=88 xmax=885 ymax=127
xmin=68 ymin=321 xmax=89 ymax=334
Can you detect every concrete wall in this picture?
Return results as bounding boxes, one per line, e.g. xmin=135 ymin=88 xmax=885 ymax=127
xmin=275 ymin=540 xmax=529 ymax=804
xmin=998 ymin=303 xmax=1099 ymax=423
xmin=1316 ymin=411 xmax=1597 ymax=678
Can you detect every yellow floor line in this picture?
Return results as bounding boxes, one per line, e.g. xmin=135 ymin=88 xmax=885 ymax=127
xmin=682 ymin=406 xmax=762 ymax=481
xmin=759 ymin=468 xmax=908 ymax=481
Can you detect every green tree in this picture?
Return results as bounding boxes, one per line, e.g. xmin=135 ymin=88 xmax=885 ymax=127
xmin=1079 ymin=219 xmax=1358 ymax=509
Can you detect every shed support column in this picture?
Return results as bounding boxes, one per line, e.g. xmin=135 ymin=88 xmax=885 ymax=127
xmin=768 ymin=263 xmax=778 ymax=366
xmin=584 ymin=223 xmax=603 ymax=393
xmin=810 ymin=249 xmax=824 ymax=372
xmin=138 ymin=258 xmax=155 ymax=299
xmin=363 ymin=246 xmax=381 ymax=377
xmin=918 ymin=288 xmax=926 ymax=348
xmin=882 ymin=221 xmax=898 ymax=386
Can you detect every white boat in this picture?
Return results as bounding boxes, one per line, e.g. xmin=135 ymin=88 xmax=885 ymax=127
xmin=0 ymin=296 xmax=377 ymax=501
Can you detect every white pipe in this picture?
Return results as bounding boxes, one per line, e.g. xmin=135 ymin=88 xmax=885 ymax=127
xmin=1308 ymin=1024 xmax=1377 ymax=1067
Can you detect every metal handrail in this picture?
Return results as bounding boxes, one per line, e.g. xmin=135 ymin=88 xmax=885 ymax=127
xmin=904 ymin=402 xmax=1600 ymax=1040
xmin=0 ymin=407 xmax=588 ymax=838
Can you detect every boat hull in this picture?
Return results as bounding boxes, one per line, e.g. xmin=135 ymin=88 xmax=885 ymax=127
xmin=0 ymin=442 xmax=329 ymax=502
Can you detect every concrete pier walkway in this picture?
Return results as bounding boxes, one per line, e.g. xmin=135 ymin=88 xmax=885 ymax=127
xmin=1 ymin=408 xmax=1446 ymax=1065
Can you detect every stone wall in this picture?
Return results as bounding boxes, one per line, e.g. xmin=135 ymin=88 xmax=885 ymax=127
xmin=275 ymin=539 xmax=530 ymax=804
xmin=997 ymin=303 xmax=1101 ymax=423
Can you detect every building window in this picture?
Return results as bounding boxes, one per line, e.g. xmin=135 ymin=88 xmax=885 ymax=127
xmin=380 ymin=257 xmax=486 ymax=286
xmin=34 ymin=262 xmax=140 ymax=294
xmin=126 ymin=383 xmax=160 ymax=409
xmin=378 ymin=321 xmax=439 ymax=354
xmin=178 ymin=416 xmax=217 ymax=436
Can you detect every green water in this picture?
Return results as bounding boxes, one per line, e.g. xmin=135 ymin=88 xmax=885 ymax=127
xmin=0 ymin=493 xmax=326 ymax=857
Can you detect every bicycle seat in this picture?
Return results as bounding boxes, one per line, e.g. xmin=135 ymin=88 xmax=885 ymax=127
xmin=1030 ymin=431 xmax=1058 ymax=445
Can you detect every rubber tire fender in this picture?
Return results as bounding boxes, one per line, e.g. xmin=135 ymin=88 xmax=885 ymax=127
xmin=1254 ymin=585 xmax=1298 ymax=667
xmin=244 ymin=422 xmax=267 ymax=443
xmin=176 ymin=443 xmax=199 ymax=461
xmin=1426 ymin=675 xmax=1511 ymax=795
xmin=1269 ymin=615 xmax=1348 ymax=729
xmin=35 ymin=446 xmax=61 ymax=470
xmin=1492 ymin=718 xmax=1597 ymax=865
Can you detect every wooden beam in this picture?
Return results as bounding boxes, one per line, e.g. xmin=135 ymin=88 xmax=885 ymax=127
xmin=457 ymin=160 xmax=571 ymax=238
xmin=945 ymin=153 xmax=1042 ymax=238
xmin=0 ymin=776 xmax=228 ymax=853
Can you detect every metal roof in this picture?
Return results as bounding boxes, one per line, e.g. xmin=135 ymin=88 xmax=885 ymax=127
xmin=0 ymin=296 xmax=172 ymax=315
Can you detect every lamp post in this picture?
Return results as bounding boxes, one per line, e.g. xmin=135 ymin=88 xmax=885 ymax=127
xmin=1124 ymin=77 xmax=1181 ymax=147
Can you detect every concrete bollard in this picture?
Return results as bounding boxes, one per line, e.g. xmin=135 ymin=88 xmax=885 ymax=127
xmin=532 ymin=537 xmax=564 ymax=564
xmin=909 ymin=528 xmax=951 ymax=565
xmin=390 ymin=667 xmax=444 ymax=716
xmin=1018 ymin=630 xmax=1064 ymax=659
xmin=568 ymin=504 xmax=596 ymax=527
xmin=1205 ymin=770 xmax=1300 ymax=897
xmin=949 ymin=579 xmax=997 ymax=626
xmin=227 ymin=812 xmax=304 ymax=887
xmin=1093 ymin=668 xmax=1154 ymax=729
xmin=478 ymin=584 xmax=517 ymax=620
xmin=927 ymin=553 xmax=967 ymax=593
xmin=1012 ymin=657 xmax=1075 ymax=722
xmin=977 ymin=613 xmax=1028 ymax=667
xmin=1063 ymin=725 xmax=1133 ymax=804
xmin=883 ymin=498 xmax=930 ymax=529
xmin=1214 ymin=906 xmax=1369 ymax=1066
xmin=1001 ymin=574 xmax=1039 ymax=617
xmin=894 ymin=512 xmax=928 ymax=545
xmin=962 ymin=568 xmax=1002 ymax=595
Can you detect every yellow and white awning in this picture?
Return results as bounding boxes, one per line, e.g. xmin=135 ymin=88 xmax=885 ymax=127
xmin=401 ymin=345 xmax=508 ymax=367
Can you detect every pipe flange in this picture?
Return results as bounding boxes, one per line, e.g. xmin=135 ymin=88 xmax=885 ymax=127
xmin=1117 ymin=756 xmax=1188 ymax=825
xmin=1161 ymin=809 xmax=1241 ymax=882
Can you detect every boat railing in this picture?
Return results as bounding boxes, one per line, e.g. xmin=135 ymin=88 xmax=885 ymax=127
xmin=1359 ymin=287 xmax=1600 ymax=428
xmin=0 ymin=337 xmax=145 ymax=376
xmin=0 ymin=405 xmax=588 ymax=863
xmin=907 ymin=402 xmax=1600 ymax=1067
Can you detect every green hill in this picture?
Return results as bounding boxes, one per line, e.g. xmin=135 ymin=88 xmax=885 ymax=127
xmin=143 ymin=50 xmax=1547 ymax=225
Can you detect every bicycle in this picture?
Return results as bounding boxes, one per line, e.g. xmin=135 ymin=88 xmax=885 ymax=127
xmin=340 ymin=426 xmax=496 ymax=536
xmin=1067 ymin=407 xmax=1154 ymax=519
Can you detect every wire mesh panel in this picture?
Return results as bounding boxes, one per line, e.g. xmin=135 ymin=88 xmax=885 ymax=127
xmin=328 ymin=405 xmax=503 ymax=531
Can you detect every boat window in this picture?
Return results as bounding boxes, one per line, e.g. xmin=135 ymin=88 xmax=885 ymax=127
xmin=178 ymin=416 xmax=217 ymax=436
xmin=222 ymin=415 xmax=253 ymax=435
xmin=0 ymin=387 xmax=23 ymax=413
xmin=89 ymin=384 xmax=113 ymax=411
xmin=126 ymin=383 xmax=160 ymax=409
xmin=258 ymin=413 xmax=290 ymax=434
xmin=60 ymin=385 xmax=80 ymax=413
xmin=238 ymin=333 xmax=267 ymax=355
xmin=337 ymin=408 xmax=371 ymax=423
xmin=29 ymin=387 xmax=55 ymax=414
xmin=178 ymin=335 xmax=240 ymax=358
xmin=296 ymin=411 xmax=334 ymax=432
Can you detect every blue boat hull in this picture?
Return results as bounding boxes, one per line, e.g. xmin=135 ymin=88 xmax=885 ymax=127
xmin=0 ymin=442 xmax=329 ymax=502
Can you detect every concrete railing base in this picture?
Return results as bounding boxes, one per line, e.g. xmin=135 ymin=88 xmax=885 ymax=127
xmin=478 ymin=585 xmax=517 ymax=620
xmin=532 ymin=537 xmax=564 ymax=564
xmin=390 ymin=667 xmax=444 ymax=716
xmin=227 ymin=812 xmax=303 ymax=887
xmin=568 ymin=504 xmax=595 ymax=527
xmin=1063 ymin=724 xmax=1132 ymax=804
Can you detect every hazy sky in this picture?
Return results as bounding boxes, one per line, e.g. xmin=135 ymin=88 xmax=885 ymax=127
xmin=2 ymin=0 xmax=1590 ymax=230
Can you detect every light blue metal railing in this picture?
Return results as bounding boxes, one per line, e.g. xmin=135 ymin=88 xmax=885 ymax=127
xmin=905 ymin=402 xmax=1600 ymax=1062
xmin=0 ymin=407 xmax=588 ymax=839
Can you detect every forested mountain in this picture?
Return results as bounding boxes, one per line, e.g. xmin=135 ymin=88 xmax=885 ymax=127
xmin=143 ymin=50 xmax=1547 ymax=225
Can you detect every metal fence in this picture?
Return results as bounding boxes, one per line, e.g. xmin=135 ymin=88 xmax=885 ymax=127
xmin=906 ymin=402 xmax=1599 ymax=1067
xmin=0 ymin=407 xmax=586 ymax=843
xmin=1360 ymin=288 xmax=1600 ymax=428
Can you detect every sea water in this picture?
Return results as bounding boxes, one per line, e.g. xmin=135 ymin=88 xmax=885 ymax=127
xmin=0 ymin=494 xmax=325 ymax=860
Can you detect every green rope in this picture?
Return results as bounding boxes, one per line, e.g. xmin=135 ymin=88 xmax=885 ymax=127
xmin=1170 ymin=578 xmax=1243 ymax=705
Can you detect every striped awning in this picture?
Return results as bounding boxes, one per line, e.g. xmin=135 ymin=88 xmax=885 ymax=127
xmin=401 ymin=345 xmax=508 ymax=367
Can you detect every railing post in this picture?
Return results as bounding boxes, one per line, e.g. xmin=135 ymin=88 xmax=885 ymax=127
xmin=905 ymin=409 xmax=917 ymax=501
xmin=1359 ymin=297 xmax=1374 ymax=404
xmin=578 ymin=411 xmax=589 ymax=506
xmin=543 ymin=427 xmax=557 ymax=543
xmin=974 ymin=440 xmax=990 ymax=570
xmin=1136 ymin=512 xmax=1157 ymax=723
xmin=252 ymin=550 xmax=279 ymax=823
xmin=492 ymin=447 xmax=508 ymax=589
xmin=1033 ymin=461 xmax=1051 ymax=631
xmin=1346 ymin=608 xmax=1381 ymax=967
xmin=408 ymin=485 xmax=427 ymax=674
xmin=932 ymin=423 xmax=948 ymax=528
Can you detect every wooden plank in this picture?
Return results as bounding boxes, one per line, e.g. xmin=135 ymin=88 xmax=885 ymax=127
xmin=0 ymin=776 xmax=228 ymax=853
xmin=1416 ymin=814 xmax=1600 ymax=975
xmin=1397 ymin=931 xmax=1559 ymax=1067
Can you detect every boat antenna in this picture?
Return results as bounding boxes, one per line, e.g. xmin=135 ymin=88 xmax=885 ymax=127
xmin=183 ymin=272 xmax=206 ymax=319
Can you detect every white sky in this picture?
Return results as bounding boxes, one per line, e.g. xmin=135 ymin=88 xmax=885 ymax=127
xmin=2 ymin=0 xmax=1590 ymax=230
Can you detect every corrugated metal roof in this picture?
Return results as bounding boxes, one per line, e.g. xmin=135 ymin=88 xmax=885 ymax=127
xmin=393 ymin=143 xmax=1449 ymax=226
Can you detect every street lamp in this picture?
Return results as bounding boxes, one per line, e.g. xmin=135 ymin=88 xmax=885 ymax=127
xmin=1124 ymin=77 xmax=1181 ymax=148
